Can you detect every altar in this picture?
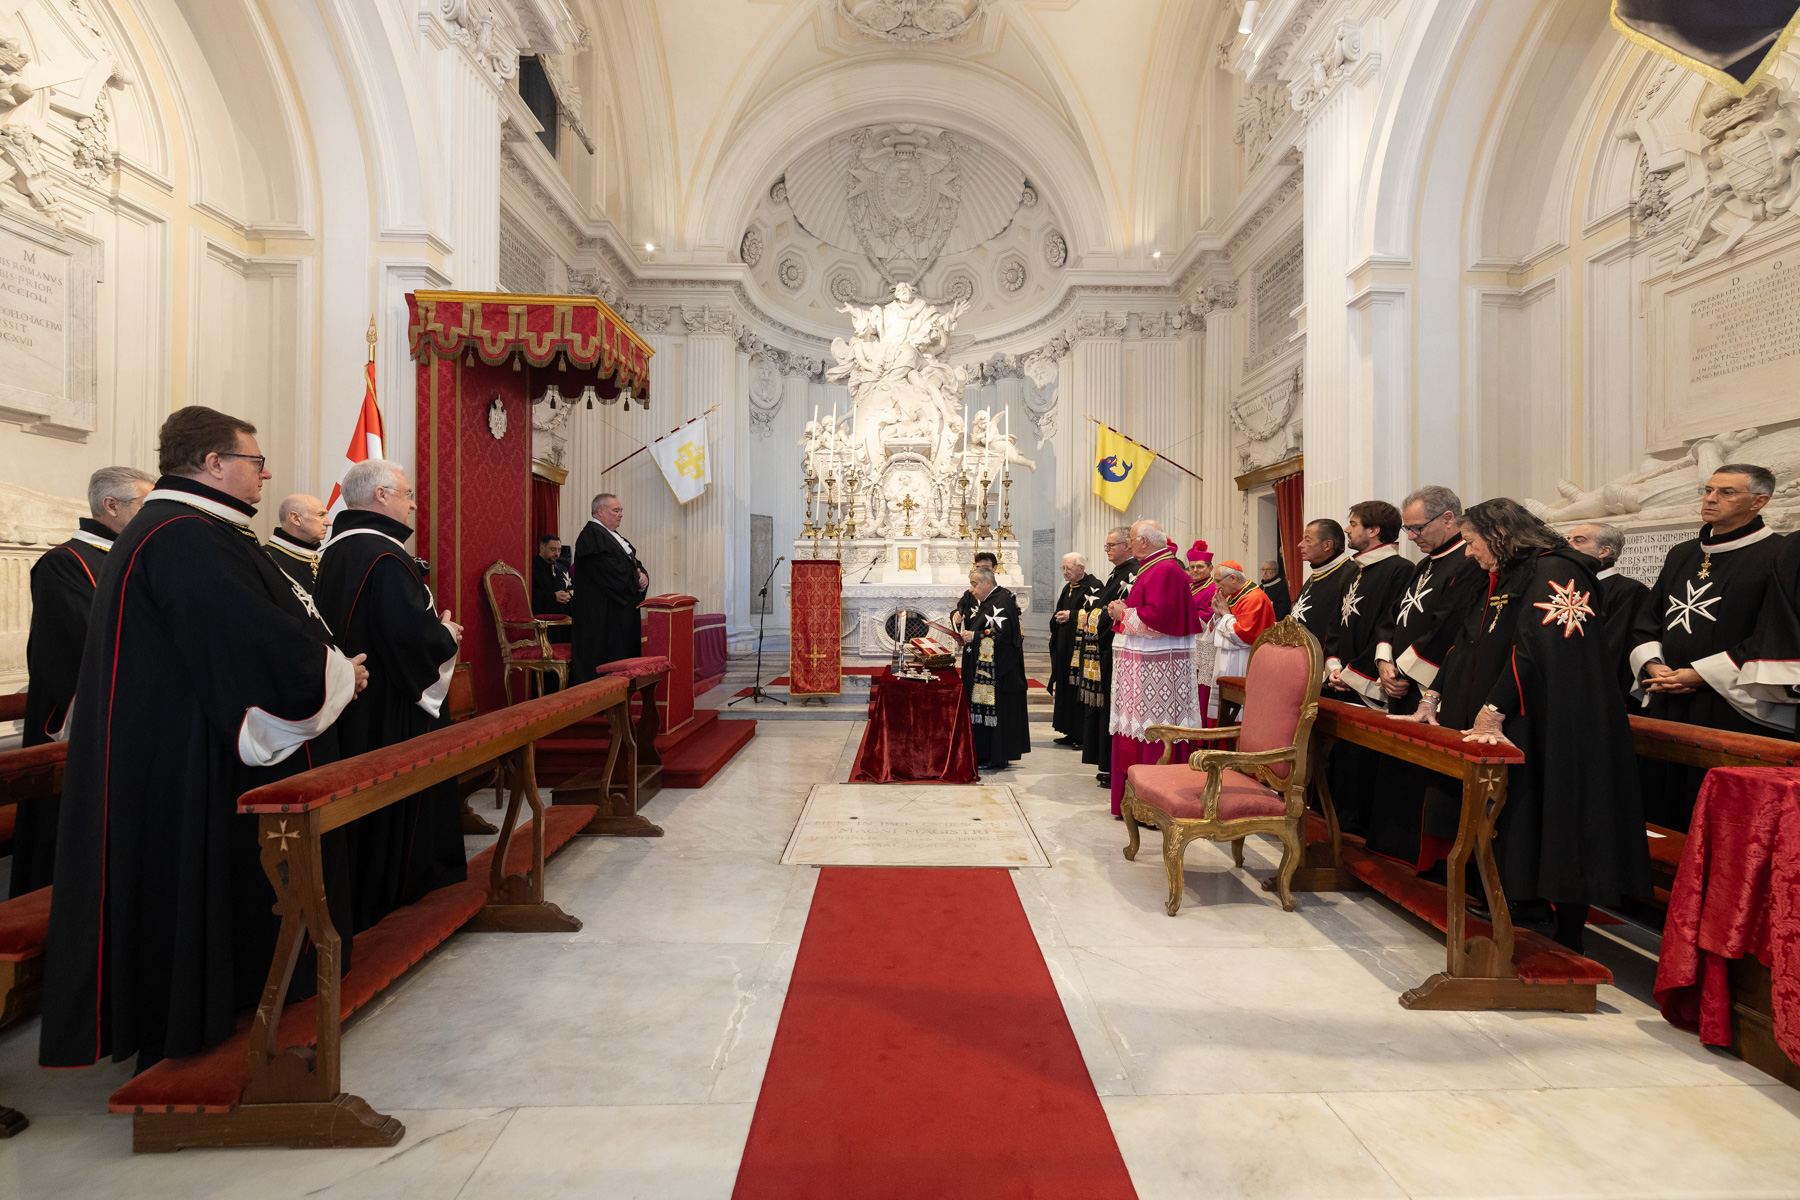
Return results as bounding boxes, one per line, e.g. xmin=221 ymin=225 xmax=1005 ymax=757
xmin=789 ymin=282 xmax=1034 ymax=663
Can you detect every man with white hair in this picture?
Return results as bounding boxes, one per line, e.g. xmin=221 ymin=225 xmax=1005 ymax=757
xmin=1208 ymin=559 xmax=1277 ymax=690
xmin=572 ymin=492 xmax=649 ymax=684
xmin=956 ymin=563 xmax=1030 ymax=771
xmin=265 ymin=492 xmax=329 ymax=590
xmin=12 ymin=466 xmax=153 ymax=899
xmin=315 ymin=458 xmax=468 ymax=932
xmin=1103 ymin=519 xmax=1207 ymax=816
xmin=1048 ymin=551 xmax=1099 ymax=747
xmin=1569 ymin=521 xmax=1650 ymax=699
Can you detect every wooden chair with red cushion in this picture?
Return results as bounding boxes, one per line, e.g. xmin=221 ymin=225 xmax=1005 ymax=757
xmin=482 ymin=561 xmax=570 ymax=703
xmin=1122 ymin=617 xmax=1323 ymax=915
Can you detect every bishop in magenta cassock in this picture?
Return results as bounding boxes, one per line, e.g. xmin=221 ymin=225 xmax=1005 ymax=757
xmin=40 ymin=408 xmax=364 ymax=1071
xmin=1107 ymin=523 xmax=1207 ymax=815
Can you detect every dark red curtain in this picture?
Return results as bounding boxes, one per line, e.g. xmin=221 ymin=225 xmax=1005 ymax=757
xmin=1273 ymin=471 xmax=1304 ymax=595
xmin=531 ymin=475 xmax=561 ymax=555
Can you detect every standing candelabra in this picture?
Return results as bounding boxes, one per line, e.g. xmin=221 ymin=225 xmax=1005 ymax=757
xmin=957 ymin=472 xmax=971 ymax=540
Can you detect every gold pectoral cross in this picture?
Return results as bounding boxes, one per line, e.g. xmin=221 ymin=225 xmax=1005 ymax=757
xmin=1698 ymin=553 xmax=1712 ymax=580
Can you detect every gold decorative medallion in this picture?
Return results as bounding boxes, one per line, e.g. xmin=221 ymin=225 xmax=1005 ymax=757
xmin=898 ymin=547 xmax=917 ymax=571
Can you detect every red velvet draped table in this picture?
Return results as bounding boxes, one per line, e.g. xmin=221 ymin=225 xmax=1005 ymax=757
xmin=1656 ymin=768 xmax=1800 ymax=1068
xmin=849 ymin=667 xmax=978 ymax=784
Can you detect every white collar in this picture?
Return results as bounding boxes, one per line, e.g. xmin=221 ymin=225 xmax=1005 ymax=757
xmin=1428 ymin=536 xmax=1467 ymax=561
xmin=145 ymin=487 xmax=251 ymax=527
xmin=1307 ymin=550 xmax=1353 ymax=580
xmin=1597 ymin=566 xmax=1620 ymax=580
xmin=320 ymin=526 xmax=409 ymax=555
xmin=593 ymin=520 xmax=632 ymax=550
xmin=1700 ymin=523 xmax=1775 ymax=554
xmin=1355 ymin=542 xmax=1400 ymax=565
xmin=70 ymin=529 xmax=114 ymax=551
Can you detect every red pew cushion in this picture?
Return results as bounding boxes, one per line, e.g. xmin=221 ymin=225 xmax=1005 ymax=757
xmin=1128 ymin=764 xmax=1286 ymax=820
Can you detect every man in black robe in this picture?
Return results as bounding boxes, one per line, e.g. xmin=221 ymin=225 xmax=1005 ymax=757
xmin=1364 ymin=485 xmax=1492 ymax=867
xmin=1629 ymin=465 xmax=1792 ymax=828
xmin=264 ymin=492 xmax=328 ymax=591
xmin=532 ymin=533 xmax=574 ymax=645
xmin=41 ymin=407 xmax=365 ymax=1070
xmin=572 ymin=492 xmax=649 ymax=684
xmin=315 ymin=459 xmax=468 ymax=934
xmin=1739 ymin=531 xmax=1800 ymax=722
xmin=1397 ymin=499 xmax=1650 ymax=952
xmin=953 ymin=551 xmax=1000 ymax=629
xmin=1569 ymin=521 xmax=1651 ymax=700
xmin=1083 ymin=527 xmax=1138 ymax=786
xmin=1290 ymin=519 xmax=1355 ymax=669
xmin=1260 ymin=560 xmax=1292 ymax=620
xmin=956 ymin=565 xmax=1029 ymax=771
xmin=1324 ymin=500 xmax=1412 ymax=836
xmin=1048 ymin=552 xmax=1099 ymax=747
xmin=12 ymin=466 xmax=153 ymax=899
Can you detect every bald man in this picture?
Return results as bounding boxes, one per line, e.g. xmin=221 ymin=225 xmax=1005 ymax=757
xmin=266 ymin=492 xmax=329 ymax=590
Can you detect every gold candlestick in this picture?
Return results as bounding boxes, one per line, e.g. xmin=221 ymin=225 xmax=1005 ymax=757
xmin=823 ymin=472 xmax=839 ymax=539
xmin=957 ymin=473 xmax=971 ymax=540
xmin=998 ymin=475 xmax=1014 ymax=540
xmin=802 ymin=469 xmax=818 ymax=539
xmin=844 ymin=467 xmax=859 ymax=540
xmin=975 ymin=472 xmax=992 ymax=540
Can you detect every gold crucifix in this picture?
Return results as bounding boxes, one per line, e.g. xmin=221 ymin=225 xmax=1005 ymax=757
xmin=898 ymin=493 xmax=918 ymax=536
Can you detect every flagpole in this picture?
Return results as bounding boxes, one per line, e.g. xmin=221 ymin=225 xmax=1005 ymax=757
xmin=601 ymin=403 xmax=721 ymax=474
xmin=1084 ymin=414 xmax=1202 ymax=481
xmin=366 ymin=315 xmax=381 ymax=431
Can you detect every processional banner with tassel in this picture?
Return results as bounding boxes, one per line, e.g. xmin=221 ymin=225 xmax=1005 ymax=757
xmin=789 ymin=559 xmax=842 ymax=696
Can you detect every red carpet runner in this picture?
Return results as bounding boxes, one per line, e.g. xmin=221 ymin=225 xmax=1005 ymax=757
xmin=731 ymin=867 xmax=1138 ymax=1199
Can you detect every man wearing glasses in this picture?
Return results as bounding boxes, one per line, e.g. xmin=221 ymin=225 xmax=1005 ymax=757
xmin=1627 ymin=464 xmax=1792 ymax=830
xmin=1082 ymin=527 xmax=1139 ymax=787
xmin=316 ymin=458 xmax=469 ymax=932
xmin=1362 ymin=485 xmax=1490 ymax=870
xmin=41 ymin=406 xmax=368 ymax=1073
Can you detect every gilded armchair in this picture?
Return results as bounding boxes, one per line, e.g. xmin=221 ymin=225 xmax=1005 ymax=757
xmin=482 ymin=561 xmax=571 ymax=703
xmin=1121 ymin=617 xmax=1324 ymax=914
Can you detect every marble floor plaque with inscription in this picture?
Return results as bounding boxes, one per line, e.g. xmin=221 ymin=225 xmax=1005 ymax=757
xmin=781 ymin=783 xmax=1050 ymax=868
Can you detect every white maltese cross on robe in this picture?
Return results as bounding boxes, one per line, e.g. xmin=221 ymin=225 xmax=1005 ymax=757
xmin=1531 ymin=578 xmax=1594 ymax=638
xmin=984 ymin=604 xmax=1010 ymax=631
xmin=1664 ymin=580 xmax=1723 ymax=635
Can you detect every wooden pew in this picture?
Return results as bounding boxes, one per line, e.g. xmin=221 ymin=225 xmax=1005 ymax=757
xmin=551 ymin=656 xmax=671 ymax=837
xmin=0 ymin=736 xmax=60 ymax=1140
xmin=1217 ymin=677 xmax=1610 ymax=1013
xmin=108 ymin=674 xmax=634 ymax=1153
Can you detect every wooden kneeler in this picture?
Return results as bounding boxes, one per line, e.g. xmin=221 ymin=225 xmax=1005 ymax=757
xmin=124 ymin=676 xmax=632 ymax=1153
xmin=553 ymin=660 xmax=670 ymax=838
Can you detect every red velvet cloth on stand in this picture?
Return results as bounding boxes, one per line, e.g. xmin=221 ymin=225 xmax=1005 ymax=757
xmin=531 ymin=475 xmax=561 ymax=549
xmin=850 ymin=668 xmax=978 ymax=784
xmin=1273 ymin=471 xmax=1304 ymax=596
xmin=1655 ymin=767 xmax=1800 ymax=1063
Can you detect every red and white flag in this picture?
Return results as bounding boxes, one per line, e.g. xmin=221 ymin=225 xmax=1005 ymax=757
xmin=327 ymin=361 xmax=384 ymax=514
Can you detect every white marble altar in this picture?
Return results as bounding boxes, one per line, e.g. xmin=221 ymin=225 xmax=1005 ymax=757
xmin=780 ymin=782 xmax=1049 ymax=868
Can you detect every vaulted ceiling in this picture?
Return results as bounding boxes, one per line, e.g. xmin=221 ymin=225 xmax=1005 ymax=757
xmin=581 ymin=0 xmax=1237 ymax=317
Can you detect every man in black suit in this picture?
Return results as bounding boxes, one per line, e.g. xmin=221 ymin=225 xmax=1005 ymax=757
xmin=1261 ymin=560 xmax=1292 ymax=619
xmin=531 ymin=533 xmax=574 ymax=644
xmin=571 ymin=492 xmax=649 ymax=684
xmin=1569 ymin=521 xmax=1651 ymax=700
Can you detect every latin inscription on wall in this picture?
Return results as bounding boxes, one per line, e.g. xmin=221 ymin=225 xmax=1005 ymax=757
xmin=0 ymin=226 xmax=67 ymax=415
xmin=1615 ymin=527 xmax=1690 ymax=589
xmin=1246 ymin=229 xmax=1303 ymax=376
xmin=1647 ymin=240 xmax=1800 ymax=449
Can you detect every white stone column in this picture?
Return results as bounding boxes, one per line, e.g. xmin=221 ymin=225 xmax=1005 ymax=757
xmin=1068 ymin=320 xmax=1126 ymax=556
xmin=1299 ymin=81 xmax=1356 ymax=523
xmin=681 ymin=307 xmax=736 ymax=623
xmin=1200 ymin=294 xmax=1244 ymax=558
xmin=421 ymin=10 xmax=510 ymax=290
xmin=1126 ymin=326 xmax=1196 ymax=550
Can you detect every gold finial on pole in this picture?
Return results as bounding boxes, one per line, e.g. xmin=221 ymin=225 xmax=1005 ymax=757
xmin=366 ymin=315 xmax=378 ymax=361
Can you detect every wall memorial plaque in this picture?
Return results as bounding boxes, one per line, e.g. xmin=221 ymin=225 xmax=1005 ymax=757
xmin=1646 ymin=238 xmax=1800 ymax=451
xmin=0 ymin=211 xmax=98 ymax=438
xmin=1615 ymin=526 xmax=1691 ymax=589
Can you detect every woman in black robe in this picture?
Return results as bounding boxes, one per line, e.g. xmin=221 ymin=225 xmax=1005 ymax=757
xmin=956 ymin=566 xmax=1030 ymax=771
xmin=1395 ymin=498 xmax=1650 ymax=951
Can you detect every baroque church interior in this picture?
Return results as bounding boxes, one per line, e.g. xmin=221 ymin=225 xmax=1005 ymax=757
xmin=4 ymin=0 xmax=1800 ymax=1196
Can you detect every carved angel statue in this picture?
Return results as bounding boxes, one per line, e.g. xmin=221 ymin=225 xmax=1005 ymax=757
xmin=966 ymin=409 xmax=1037 ymax=473
xmin=1524 ymin=427 xmax=1799 ymax=525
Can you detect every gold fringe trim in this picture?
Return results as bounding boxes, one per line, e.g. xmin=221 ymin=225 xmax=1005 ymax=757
xmin=1611 ymin=2 xmax=1800 ymax=99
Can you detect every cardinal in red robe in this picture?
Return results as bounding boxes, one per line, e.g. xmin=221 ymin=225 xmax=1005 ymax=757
xmin=1106 ymin=522 xmax=1207 ymax=815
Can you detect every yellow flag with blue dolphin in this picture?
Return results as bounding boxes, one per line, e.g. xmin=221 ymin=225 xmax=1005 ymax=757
xmin=1092 ymin=424 xmax=1156 ymax=511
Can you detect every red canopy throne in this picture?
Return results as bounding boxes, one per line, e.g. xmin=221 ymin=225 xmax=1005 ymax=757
xmin=407 ymin=291 xmax=654 ymax=712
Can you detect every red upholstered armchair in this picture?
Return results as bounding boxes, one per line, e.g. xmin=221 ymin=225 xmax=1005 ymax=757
xmin=1122 ymin=617 xmax=1323 ymax=915
xmin=482 ymin=561 xmax=570 ymax=703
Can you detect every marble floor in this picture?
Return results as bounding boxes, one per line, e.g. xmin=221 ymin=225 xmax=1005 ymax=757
xmin=4 ymin=670 xmax=1800 ymax=1198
